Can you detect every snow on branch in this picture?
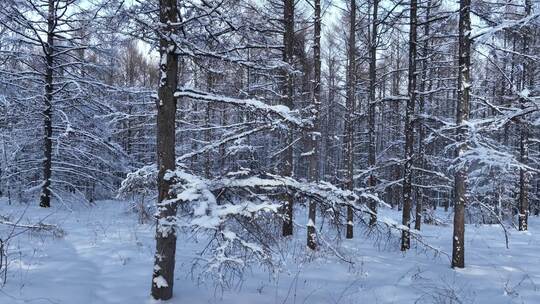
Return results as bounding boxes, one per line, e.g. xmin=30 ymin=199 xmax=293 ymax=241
xmin=163 ymin=168 xmax=280 ymax=286
xmin=120 ymin=164 xmax=445 ymax=285
xmin=448 ymin=119 xmax=539 ymax=174
xmin=118 ymin=164 xmax=157 ymax=198
xmin=174 ymin=88 xmax=307 ymax=128
xmin=471 ymin=13 xmax=540 ymax=42
xmin=177 ymin=122 xmax=278 ymax=162
xmin=0 ymin=215 xmax=65 ymax=238
xmin=119 ymin=165 xmax=382 ymax=283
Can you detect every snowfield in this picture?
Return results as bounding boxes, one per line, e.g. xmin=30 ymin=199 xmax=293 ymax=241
xmin=0 ymin=200 xmax=538 ymax=304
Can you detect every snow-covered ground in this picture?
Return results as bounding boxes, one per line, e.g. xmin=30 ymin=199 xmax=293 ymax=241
xmin=0 ymin=199 xmax=538 ymax=304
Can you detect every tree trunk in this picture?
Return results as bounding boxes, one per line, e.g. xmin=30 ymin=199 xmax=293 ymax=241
xmin=518 ymin=0 xmax=532 ymax=232
xmin=452 ymin=0 xmax=471 ymax=269
xmin=391 ymin=42 xmax=401 ymax=210
xmin=401 ymin=0 xmax=417 ymax=251
xmin=344 ymin=0 xmax=356 ymax=239
xmin=39 ymin=0 xmax=55 ymax=208
xmin=205 ymin=71 xmax=213 ymax=178
xmin=151 ymin=0 xmax=179 ymax=300
xmin=368 ymin=0 xmax=379 ymax=226
xmin=415 ymin=0 xmax=432 ymax=230
xmin=306 ymin=0 xmax=321 ymax=250
xmin=519 ymin=127 xmax=529 ymax=231
xmin=281 ymin=0 xmax=295 ymax=237
xmin=2 ymin=98 xmax=12 ymax=205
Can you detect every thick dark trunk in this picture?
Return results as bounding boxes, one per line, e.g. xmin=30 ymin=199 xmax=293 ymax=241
xmin=306 ymin=0 xmax=321 ymax=250
xmin=391 ymin=43 xmax=401 ymax=210
xmin=281 ymin=0 xmax=295 ymax=237
xmin=40 ymin=0 xmax=55 ymax=208
xmin=415 ymin=0 xmax=432 ymax=230
xmin=519 ymin=129 xmax=529 ymax=231
xmin=518 ymin=0 xmax=532 ymax=232
xmin=151 ymin=0 xmax=179 ymax=300
xmin=452 ymin=0 xmax=471 ymax=269
xmin=401 ymin=0 xmax=417 ymax=251
xmin=204 ymin=72 xmax=213 ymax=178
xmin=344 ymin=0 xmax=356 ymax=239
xmin=368 ymin=0 xmax=379 ymax=226
xmin=324 ymin=59 xmax=337 ymax=184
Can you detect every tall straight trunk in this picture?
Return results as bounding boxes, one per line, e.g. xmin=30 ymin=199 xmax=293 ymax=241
xmin=391 ymin=43 xmax=401 ymax=210
xmin=151 ymin=0 xmax=179 ymax=300
xmin=219 ymin=108 xmax=228 ymax=174
xmin=2 ymin=92 xmax=12 ymax=205
xmin=324 ymin=58 xmax=337 ymax=183
xmin=307 ymin=0 xmax=321 ymax=250
xmin=536 ymin=180 xmax=540 ymax=216
xmin=452 ymin=0 xmax=471 ymax=269
xmin=127 ymin=101 xmax=133 ymax=156
xmin=415 ymin=0 xmax=432 ymax=230
xmin=204 ymin=103 xmax=211 ymax=177
xmin=344 ymin=0 xmax=356 ymax=239
xmin=367 ymin=0 xmax=379 ymax=226
xmin=401 ymin=0 xmax=417 ymax=251
xmin=281 ymin=0 xmax=295 ymax=237
xmin=518 ymin=0 xmax=532 ymax=231
xmin=204 ymin=71 xmax=213 ymax=178
xmin=519 ymin=127 xmax=529 ymax=231
xmin=39 ymin=0 xmax=55 ymax=208
xmin=126 ymin=50 xmax=135 ymax=158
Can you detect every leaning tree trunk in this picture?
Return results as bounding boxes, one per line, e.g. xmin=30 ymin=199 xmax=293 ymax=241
xmin=39 ymin=0 xmax=55 ymax=208
xmin=401 ymin=0 xmax=417 ymax=251
xmin=151 ymin=0 xmax=179 ymax=300
xmin=306 ymin=0 xmax=321 ymax=250
xmin=344 ymin=0 xmax=356 ymax=239
xmin=281 ymin=0 xmax=295 ymax=237
xmin=367 ymin=0 xmax=379 ymax=226
xmin=452 ymin=0 xmax=471 ymax=269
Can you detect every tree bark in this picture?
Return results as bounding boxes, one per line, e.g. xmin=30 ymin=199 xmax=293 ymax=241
xmin=281 ymin=0 xmax=295 ymax=237
xmin=306 ymin=0 xmax=321 ymax=250
xmin=151 ymin=0 xmax=179 ymax=300
xmin=401 ymin=0 xmax=417 ymax=251
xmin=414 ymin=0 xmax=432 ymax=230
xmin=391 ymin=42 xmax=401 ymax=210
xmin=368 ymin=0 xmax=379 ymax=226
xmin=452 ymin=0 xmax=471 ymax=269
xmin=205 ymin=71 xmax=213 ymax=178
xmin=39 ymin=0 xmax=55 ymax=208
xmin=518 ymin=0 xmax=532 ymax=232
xmin=344 ymin=0 xmax=356 ymax=239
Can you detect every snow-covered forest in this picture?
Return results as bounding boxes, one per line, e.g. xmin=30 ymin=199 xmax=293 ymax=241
xmin=0 ymin=0 xmax=539 ymax=303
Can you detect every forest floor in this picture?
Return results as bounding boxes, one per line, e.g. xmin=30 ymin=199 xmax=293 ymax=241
xmin=0 ymin=199 xmax=538 ymax=304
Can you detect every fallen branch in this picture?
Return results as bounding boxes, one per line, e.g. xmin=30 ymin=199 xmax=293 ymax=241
xmin=0 ymin=219 xmax=64 ymax=238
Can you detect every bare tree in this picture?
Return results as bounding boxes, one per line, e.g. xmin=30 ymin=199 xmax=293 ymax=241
xmin=415 ymin=0 xmax=433 ymax=230
xmin=0 ymin=0 xmax=126 ymax=206
xmin=452 ymin=0 xmax=471 ymax=269
xmin=281 ymin=0 xmax=295 ymax=237
xmin=368 ymin=0 xmax=380 ymax=226
xmin=518 ymin=0 xmax=533 ymax=231
xmin=402 ymin=0 xmax=418 ymax=251
xmin=151 ymin=0 xmax=179 ymax=299
xmin=344 ymin=0 xmax=356 ymax=239
xmin=307 ymin=0 xmax=321 ymax=250
xmin=39 ymin=0 xmax=56 ymax=207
